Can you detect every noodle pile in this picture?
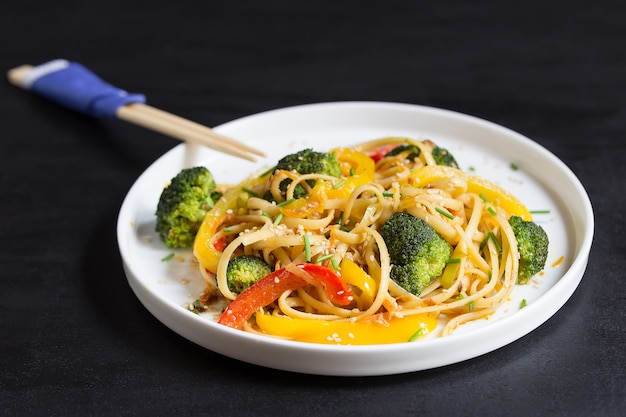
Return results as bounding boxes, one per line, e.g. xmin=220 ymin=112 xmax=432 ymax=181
xmin=194 ymin=137 xmax=531 ymax=343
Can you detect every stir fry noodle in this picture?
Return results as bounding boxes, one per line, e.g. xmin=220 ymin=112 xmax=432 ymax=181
xmin=192 ymin=137 xmax=539 ymax=345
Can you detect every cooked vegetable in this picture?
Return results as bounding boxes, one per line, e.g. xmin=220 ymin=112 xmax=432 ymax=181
xmin=431 ymin=145 xmax=459 ymax=168
xmin=509 ymin=216 xmax=549 ymax=284
xmin=381 ymin=212 xmax=452 ymax=295
xmin=226 ymin=255 xmax=273 ymax=294
xmin=155 ymin=167 xmax=218 ymax=248
xmin=218 ymin=263 xmax=353 ymax=329
xmin=272 ymin=148 xmax=342 ymax=199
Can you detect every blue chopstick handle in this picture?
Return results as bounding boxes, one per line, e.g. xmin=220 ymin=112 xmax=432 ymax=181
xmin=23 ymin=59 xmax=146 ymax=118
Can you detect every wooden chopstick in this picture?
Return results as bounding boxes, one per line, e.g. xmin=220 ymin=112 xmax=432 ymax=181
xmin=116 ymin=103 xmax=265 ymax=161
xmin=7 ymin=64 xmax=265 ymax=162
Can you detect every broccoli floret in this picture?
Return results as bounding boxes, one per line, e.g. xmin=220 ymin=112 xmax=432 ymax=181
xmin=509 ymin=216 xmax=549 ymax=284
xmin=432 ymin=146 xmax=459 ymax=168
xmin=384 ymin=143 xmax=458 ymax=168
xmin=226 ymin=255 xmax=273 ymax=294
xmin=276 ymin=148 xmax=342 ymax=177
xmin=386 ymin=143 xmax=421 ymax=160
xmin=155 ymin=167 xmax=217 ymax=248
xmin=381 ymin=212 xmax=452 ymax=295
xmin=273 ymin=148 xmax=342 ymax=198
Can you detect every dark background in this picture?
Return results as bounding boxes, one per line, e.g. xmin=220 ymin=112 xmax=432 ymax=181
xmin=1 ymin=1 xmax=624 ymax=416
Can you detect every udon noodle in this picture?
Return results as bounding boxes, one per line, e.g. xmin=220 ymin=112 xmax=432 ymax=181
xmin=192 ymin=137 xmax=535 ymax=344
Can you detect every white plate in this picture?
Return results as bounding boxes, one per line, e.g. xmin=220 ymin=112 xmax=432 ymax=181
xmin=117 ymin=102 xmax=594 ymax=376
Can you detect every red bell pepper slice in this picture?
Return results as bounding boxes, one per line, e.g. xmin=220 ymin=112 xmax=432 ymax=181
xmin=218 ymin=263 xmax=353 ymax=329
xmin=364 ymin=144 xmax=399 ymax=162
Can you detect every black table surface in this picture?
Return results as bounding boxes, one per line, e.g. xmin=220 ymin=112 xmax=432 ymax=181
xmin=2 ymin=1 xmax=624 ymax=415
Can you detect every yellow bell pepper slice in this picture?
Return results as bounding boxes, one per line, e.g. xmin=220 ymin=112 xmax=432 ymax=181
xmin=340 ymin=258 xmax=377 ymax=306
xmin=409 ymin=165 xmax=532 ymax=220
xmin=255 ymin=312 xmax=438 ymax=345
xmin=193 ymin=174 xmax=266 ymax=273
xmin=279 ymin=197 xmax=323 ymax=218
xmin=315 ymin=148 xmax=375 ymax=199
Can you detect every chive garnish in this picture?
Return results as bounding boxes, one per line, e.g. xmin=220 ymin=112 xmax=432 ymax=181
xmin=331 ymin=258 xmax=339 ymax=271
xmin=487 ymin=207 xmax=497 ymax=216
xmin=520 ymin=299 xmax=528 ymax=309
xmin=261 ymin=211 xmax=270 ymax=218
xmin=333 ymin=179 xmax=346 ymax=189
xmin=479 ymin=193 xmax=490 ymax=202
xmin=530 ymin=209 xmax=551 ymax=214
xmin=446 ymin=258 xmax=461 ymax=264
xmin=277 ymin=198 xmax=296 ymax=207
xmin=468 ymin=301 xmax=474 ymax=312
xmin=273 ymin=213 xmax=283 ymax=226
xmin=222 ymin=226 xmax=233 ymax=233
xmin=260 ymin=165 xmax=276 ymax=177
xmin=315 ymin=254 xmax=335 ymax=264
xmin=161 ymin=253 xmax=175 ymax=262
xmin=408 ymin=328 xmax=424 ymax=342
xmin=242 ymin=187 xmax=259 ymax=197
xmin=382 ymin=191 xmax=394 ymax=198
xmin=436 ymin=207 xmax=454 ymax=220
xmin=510 ymin=163 xmax=519 ymax=171
xmin=480 ymin=232 xmax=502 ymax=252
xmin=303 ymin=235 xmax=311 ymax=262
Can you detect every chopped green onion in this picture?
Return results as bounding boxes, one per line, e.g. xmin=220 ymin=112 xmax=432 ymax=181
xmin=487 ymin=206 xmax=497 ymax=216
xmin=382 ymin=192 xmax=394 ymax=198
xmin=337 ymin=211 xmax=344 ymax=225
xmin=446 ymin=258 xmax=462 ymax=264
xmin=468 ymin=166 xmax=476 ymax=172
xmin=435 ymin=207 xmax=454 ymax=220
xmin=161 ymin=253 xmax=175 ymax=262
xmin=331 ymin=258 xmax=339 ymax=271
xmin=520 ymin=299 xmax=528 ymax=309
xmin=333 ymin=179 xmax=346 ymax=189
xmin=273 ymin=213 xmax=283 ymax=226
xmin=340 ymin=225 xmax=351 ymax=232
xmin=261 ymin=211 xmax=271 ymax=218
xmin=408 ymin=328 xmax=424 ymax=342
xmin=277 ymin=198 xmax=296 ymax=207
xmin=222 ymin=226 xmax=233 ymax=233
xmin=480 ymin=232 xmax=502 ymax=252
xmin=260 ymin=165 xmax=276 ymax=177
xmin=349 ymin=167 xmax=355 ymax=176
xmin=530 ymin=209 xmax=551 ymax=214
xmin=303 ymin=235 xmax=311 ymax=262
xmin=242 ymin=187 xmax=259 ymax=197
xmin=479 ymin=193 xmax=490 ymax=202
xmin=468 ymin=301 xmax=474 ymax=312
xmin=488 ymin=270 xmax=493 ymax=281
xmin=510 ymin=162 xmax=519 ymax=171
xmin=315 ymin=254 xmax=335 ymax=264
